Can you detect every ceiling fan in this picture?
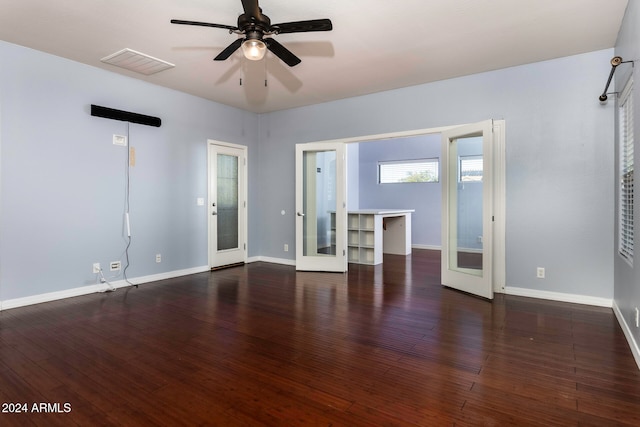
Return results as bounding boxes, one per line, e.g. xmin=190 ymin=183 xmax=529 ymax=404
xmin=171 ymin=0 xmax=332 ymax=67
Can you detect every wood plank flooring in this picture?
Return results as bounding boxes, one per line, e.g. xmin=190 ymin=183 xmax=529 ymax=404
xmin=1 ymin=249 xmax=640 ymax=426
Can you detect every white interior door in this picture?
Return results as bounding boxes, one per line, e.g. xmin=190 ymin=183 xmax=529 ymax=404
xmin=441 ymin=121 xmax=493 ymax=299
xmin=208 ymin=141 xmax=247 ymax=268
xmin=295 ymin=142 xmax=347 ymax=272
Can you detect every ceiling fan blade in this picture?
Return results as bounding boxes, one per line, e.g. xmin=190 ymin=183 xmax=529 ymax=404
xmin=271 ymin=19 xmax=333 ymax=34
xmin=170 ymin=19 xmax=238 ymax=31
xmin=264 ymin=38 xmax=301 ymax=67
xmin=214 ymin=38 xmax=243 ymax=61
xmin=241 ymin=0 xmax=261 ymax=18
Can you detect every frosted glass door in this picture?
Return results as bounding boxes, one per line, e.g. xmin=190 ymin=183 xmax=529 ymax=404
xmin=209 ymin=143 xmax=246 ymax=268
xmin=217 ymin=154 xmax=239 ymax=251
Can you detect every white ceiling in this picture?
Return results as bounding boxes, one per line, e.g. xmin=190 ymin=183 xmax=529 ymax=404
xmin=0 ymin=0 xmax=629 ymax=113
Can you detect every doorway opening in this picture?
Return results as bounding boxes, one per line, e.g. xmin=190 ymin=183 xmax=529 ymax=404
xmin=295 ymin=121 xmax=505 ymax=297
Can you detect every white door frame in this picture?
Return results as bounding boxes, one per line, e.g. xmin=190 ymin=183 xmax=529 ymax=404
xmin=302 ymin=121 xmax=505 ymax=293
xmin=207 ymin=140 xmax=248 ymax=268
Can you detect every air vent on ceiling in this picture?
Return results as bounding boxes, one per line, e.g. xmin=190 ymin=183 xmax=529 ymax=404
xmin=100 ymin=48 xmax=175 ymax=75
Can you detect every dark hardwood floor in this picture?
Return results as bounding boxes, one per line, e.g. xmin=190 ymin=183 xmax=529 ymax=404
xmin=1 ymin=249 xmax=640 ymax=426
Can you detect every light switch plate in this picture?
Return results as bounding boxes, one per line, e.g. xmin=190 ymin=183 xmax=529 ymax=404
xmin=113 ymin=134 xmax=127 ymax=146
xmin=197 ymin=198 xmax=205 ymax=206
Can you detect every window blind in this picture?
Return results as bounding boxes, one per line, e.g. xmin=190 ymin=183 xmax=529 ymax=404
xmin=379 ymin=159 xmax=439 ymax=183
xmin=619 ymin=78 xmax=634 ymax=264
xmin=460 ymin=155 xmax=483 ymax=182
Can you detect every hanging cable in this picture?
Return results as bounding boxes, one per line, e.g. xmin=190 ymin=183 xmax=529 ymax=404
xmin=122 ymin=122 xmax=137 ymax=288
xmin=264 ymin=56 xmax=268 ymax=87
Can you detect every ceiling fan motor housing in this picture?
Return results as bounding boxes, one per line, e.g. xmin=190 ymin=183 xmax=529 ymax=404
xmin=238 ymin=12 xmax=271 ymax=36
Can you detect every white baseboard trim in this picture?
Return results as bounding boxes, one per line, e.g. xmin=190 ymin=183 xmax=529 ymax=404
xmin=1 ymin=284 xmax=102 ymax=311
xmin=612 ymin=301 xmax=640 ymax=370
xmin=0 ymin=265 xmax=210 ymax=311
xmin=505 ymin=286 xmax=612 ymax=308
xmin=247 ymin=256 xmax=296 ymax=266
xmin=412 ymin=244 xmax=441 ymax=251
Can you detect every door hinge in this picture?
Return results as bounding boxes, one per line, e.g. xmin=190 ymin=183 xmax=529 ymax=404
xmin=492 ymin=215 xmax=495 ymax=222
xmin=343 ymin=249 xmax=346 ymax=256
xmin=244 ymin=243 xmax=246 ymax=250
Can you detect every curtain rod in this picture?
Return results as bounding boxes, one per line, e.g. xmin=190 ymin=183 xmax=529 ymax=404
xmin=599 ymin=56 xmax=634 ymax=103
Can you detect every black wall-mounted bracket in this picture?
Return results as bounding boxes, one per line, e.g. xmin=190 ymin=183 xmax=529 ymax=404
xmin=599 ymin=56 xmax=635 ymax=103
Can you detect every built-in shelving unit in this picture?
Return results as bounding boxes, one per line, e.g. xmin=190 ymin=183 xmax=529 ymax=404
xmin=347 ymin=213 xmax=383 ymax=264
xmin=331 ymin=209 xmax=414 ymax=265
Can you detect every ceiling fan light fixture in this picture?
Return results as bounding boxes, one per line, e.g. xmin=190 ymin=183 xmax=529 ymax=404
xmin=241 ymin=39 xmax=267 ymax=61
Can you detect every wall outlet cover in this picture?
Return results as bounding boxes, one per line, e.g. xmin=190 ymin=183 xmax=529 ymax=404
xmin=113 ymin=134 xmax=127 ymax=146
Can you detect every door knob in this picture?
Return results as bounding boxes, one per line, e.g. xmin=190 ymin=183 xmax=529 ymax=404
xmin=212 ymin=212 xmax=217 ymax=215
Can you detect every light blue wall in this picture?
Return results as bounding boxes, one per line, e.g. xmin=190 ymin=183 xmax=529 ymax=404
xmin=357 ymin=134 xmax=441 ymax=248
xmin=259 ymin=48 xmax=615 ymax=299
xmin=0 ymin=41 xmax=259 ymax=301
xmin=0 ymin=40 xmax=618 ymax=304
xmin=614 ymin=1 xmax=640 ymax=348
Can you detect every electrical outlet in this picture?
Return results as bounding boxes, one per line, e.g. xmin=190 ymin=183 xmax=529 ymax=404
xmin=92 ymin=263 xmax=101 ymax=274
xmin=156 ymin=254 xmax=162 ymax=263
xmin=110 ymin=261 xmax=121 ymax=271
xmin=284 ymin=244 xmax=289 ymax=252
xmin=536 ymin=267 xmax=545 ymax=279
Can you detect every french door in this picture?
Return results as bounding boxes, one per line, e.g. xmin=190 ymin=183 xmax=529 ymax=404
xmin=295 ymin=142 xmax=347 ymax=272
xmin=441 ymin=121 xmax=494 ymax=299
xmin=208 ymin=141 xmax=247 ymax=269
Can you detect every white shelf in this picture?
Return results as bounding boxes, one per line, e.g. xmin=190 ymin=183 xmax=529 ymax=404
xmin=345 ymin=210 xmax=414 ymax=265
xmin=332 ymin=210 xmax=414 ymax=265
xmin=344 ymin=213 xmax=382 ymax=264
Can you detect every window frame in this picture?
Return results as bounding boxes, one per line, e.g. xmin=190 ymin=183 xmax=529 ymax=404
xmin=378 ymin=158 xmax=440 ymax=184
xmin=459 ymin=155 xmax=483 ymax=182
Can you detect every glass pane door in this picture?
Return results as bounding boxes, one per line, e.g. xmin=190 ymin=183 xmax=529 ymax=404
xmin=441 ymin=121 xmax=493 ymax=299
xmin=449 ymin=138 xmax=484 ymax=276
xmin=217 ymin=153 xmax=239 ymax=251
xmin=296 ymin=142 xmax=346 ymax=272
xmin=208 ymin=143 xmax=246 ymax=268
xmin=303 ymin=150 xmax=337 ymax=256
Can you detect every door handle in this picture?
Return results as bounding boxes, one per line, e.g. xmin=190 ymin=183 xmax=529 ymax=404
xmin=297 ymin=212 xmax=305 ymax=217
xmin=212 ymin=212 xmax=217 ymax=215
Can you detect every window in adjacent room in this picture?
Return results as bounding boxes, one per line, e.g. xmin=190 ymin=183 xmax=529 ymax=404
xmin=378 ymin=158 xmax=439 ymax=184
xmin=619 ymin=76 xmax=634 ymax=265
xmin=459 ymin=155 xmax=483 ymax=182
